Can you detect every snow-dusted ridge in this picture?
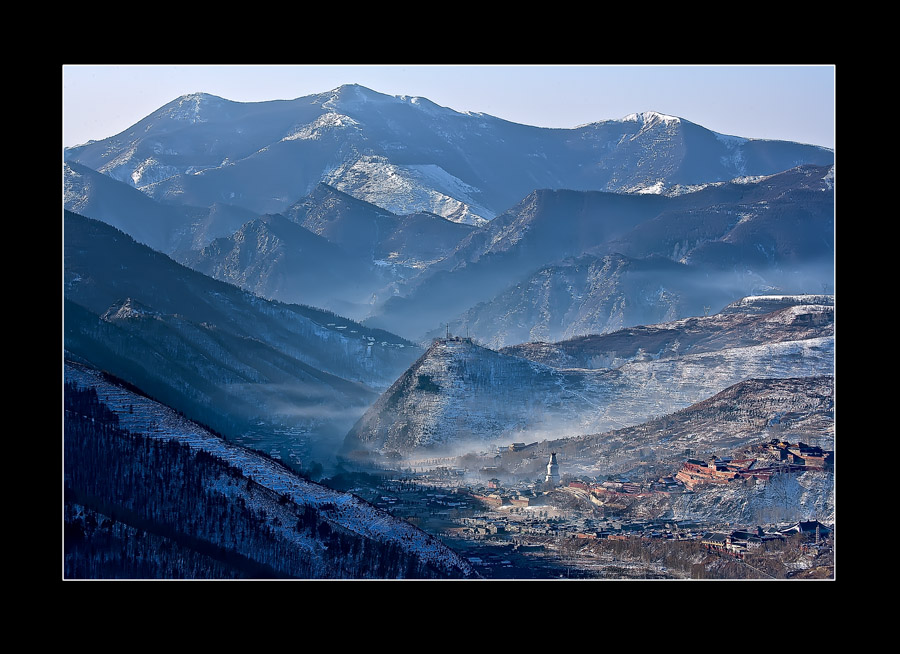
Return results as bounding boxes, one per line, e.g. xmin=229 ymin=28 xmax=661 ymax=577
xmin=65 ymin=362 xmax=476 ymax=578
xmin=720 ymin=294 xmax=834 ymax=315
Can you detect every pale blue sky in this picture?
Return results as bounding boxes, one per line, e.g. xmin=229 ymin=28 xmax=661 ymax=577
xmin=62 ymin=65 xmax=835 ymax=149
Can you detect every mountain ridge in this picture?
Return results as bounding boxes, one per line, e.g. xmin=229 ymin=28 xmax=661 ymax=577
xmin=347 ymin=298 xmax=834 ymax=456
xmin=64 ymin=210 xmax=420 ymax=460
xmin=365 ymin=164 xmax=834 ymax=342
xmin=64 ymin=84 xmax=834 ymax=222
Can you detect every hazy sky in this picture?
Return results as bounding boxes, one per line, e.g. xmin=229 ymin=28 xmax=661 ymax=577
xmin=62 ymin=65 xmax=835 ymax=149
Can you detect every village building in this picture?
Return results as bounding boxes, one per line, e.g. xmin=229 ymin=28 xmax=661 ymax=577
xmin=471 ymin=491 xmax=504 ymax=508
xmin=786 ymin=444 xmax=833 ymax=469
xmin=649 ymin=476 xmax=682 ymax=493
xmin=675 ymin=457 xmax=748 ymax=488
xmin=672 ymin=445 xmax=831 ymax=489
xmin=780 ymin=519 xmax=832 ymax=542
xmin=762 ymin=439 xmax=834 ymax=470
xmin=701 ymin=532 xmax=747 ymax=558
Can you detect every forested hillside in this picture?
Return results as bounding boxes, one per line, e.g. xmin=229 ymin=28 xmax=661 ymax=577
xmin=64 ymin=375 xmax=475 ymax=579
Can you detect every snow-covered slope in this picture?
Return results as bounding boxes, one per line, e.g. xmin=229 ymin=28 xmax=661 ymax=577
xmin=551 ymin=375 xmax=834 ymax=477
xmin=345 ymin=337 xmax=601 ymax=454
xmin=502 ymin=299 xmax=834 ymax=369
xmin=346 ymin=311 xmax=834 ymax=456
xmin=670 ymin=468 xmax=834 ymax=526
xmin=65 ymin=362 xmax=476 ymax=579
xmin=494 ymin=373 xmax=834 ymax=527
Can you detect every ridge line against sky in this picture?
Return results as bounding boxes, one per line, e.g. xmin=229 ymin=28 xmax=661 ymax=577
xmin=62 ymin=65 xmax=835 ymax=150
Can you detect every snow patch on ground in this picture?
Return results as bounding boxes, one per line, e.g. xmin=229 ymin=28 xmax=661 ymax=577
xmin=624 ymin=180 xmax=667 ymax=195
xmin=98 ymin=140 xmax=141 ymax=182
xmin=823 ymin=165 xmax=835 ymax=190
xmin=64 ymin=164 xmax=90 ymax=211
xmin=720 ymin=147 xmax=747 ymax=175
xmin=101 ymin=298 xmax=160 ymax=321
xmin=664 ymin=182 xmax=721 ymax=196
xmin=398 ymin=95 xmax=457 ymax=118
xmin=732 ymin=174 xmax=769 ymax=185
xmin=728 ymin=294 xmax=834 ymax=308
xmin=672 ymin=470 xmax=834 ymax=525
xmin=131 ymin=158 xmax=180 ymax=188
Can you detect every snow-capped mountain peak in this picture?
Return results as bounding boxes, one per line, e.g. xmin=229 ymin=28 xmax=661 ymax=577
xmin=161 ymin=92 xmax=226 ymax=124
xmin=322 ymin=83 xmax=411 ymax=110
xmin=322 ymin=84 xmax=461 ymax=120
xmin=622 ymin=110 xmax=681 ymax=127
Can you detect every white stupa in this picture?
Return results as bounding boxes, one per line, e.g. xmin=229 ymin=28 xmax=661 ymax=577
xmin=545 ymin=452 xmax=560 ymax=486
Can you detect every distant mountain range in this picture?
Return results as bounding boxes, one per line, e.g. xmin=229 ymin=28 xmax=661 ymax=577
xmin=371 ymin=164 xmax=834 ymax=343
xmin=65 ymin=85 xmax=832 ymax=224
xmin=64 ymin=160 xmax=258 ymax=256
xmin=64 ymin=83 xmax=836 ymax=454
xmin=64 ymin=85 xmax=834 ymax=345
xmin=501 ymin=295 xmax=833 ymax=368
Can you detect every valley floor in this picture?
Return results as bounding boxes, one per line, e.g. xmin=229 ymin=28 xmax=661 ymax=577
xmin=320 ymin=466 xmax=835 ymax=580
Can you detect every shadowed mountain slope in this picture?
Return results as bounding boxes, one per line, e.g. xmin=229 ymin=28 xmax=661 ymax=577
xmin=64 ymin=210 xmax=419 ymax=449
